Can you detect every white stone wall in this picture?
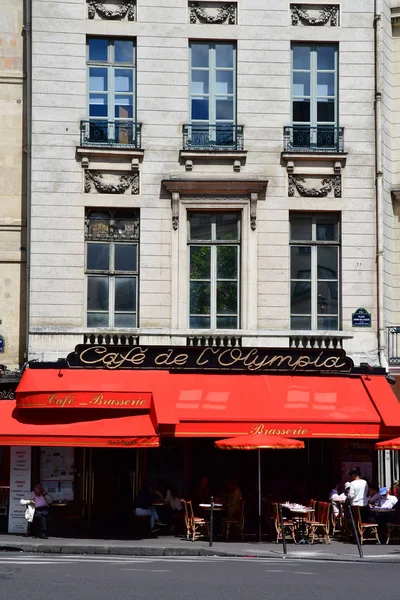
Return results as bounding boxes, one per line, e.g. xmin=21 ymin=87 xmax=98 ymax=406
xmin=0 ymin=0 xmax=26 ymax=369
xmin=382 ymin=3 xmax=400 ymax=324
xmin=29 ymin=0 xmax=381 ymax=364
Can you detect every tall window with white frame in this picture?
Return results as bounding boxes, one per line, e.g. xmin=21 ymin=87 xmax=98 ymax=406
xmin=188 ymin=212 xmax=240 ymax=330
xmin=85 ymin=209 xmax=139 ymax=328
xmin=189 ymin=41 xmax=236 ymax=149
xmin=290 ymin=213 xmax=340 ymax=331
xmin=291 ymin=43 xmax=338 ymax=150
xmin=86 ymin=37 xmax=136 ymax=145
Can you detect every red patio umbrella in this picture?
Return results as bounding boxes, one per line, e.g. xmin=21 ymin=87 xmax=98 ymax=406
xmin=215 ymin=434 xmax=305 ymax=542
xmin=375 ymin=438 xmax=400 ymax=450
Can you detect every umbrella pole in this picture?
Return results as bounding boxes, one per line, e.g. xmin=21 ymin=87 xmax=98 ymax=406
xmin=258 ymin=448 xmax=262 ymax=543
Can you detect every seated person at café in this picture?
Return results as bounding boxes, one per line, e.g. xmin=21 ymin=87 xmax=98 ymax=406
xmin=165 ymin=486 xmax=184 ymax=535
xmin=330 ymin=482 xmax=350 ymax=517
xmin=195 ymin=477 xmax=211 ymax=508
xmin=31 ymin=482 xmax=53 ymax=539
xmin=368 ymin=487 xmax=398 ymax=542
xmin=369 ymin=487 xmax=398 ymax=509
xmin=135 ymin=483 xmax=165 ymax=533
xmin=225 ymin=481 xmax=242 ymax=519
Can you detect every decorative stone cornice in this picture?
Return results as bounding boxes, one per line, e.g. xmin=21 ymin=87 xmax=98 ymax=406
xmin=288 ymin=175 xmax=341 ymax=198
xmin=163 ymin=178 xmax=267 ymax=196
xmin=189 ymin=2 xmax=236 ymax=24
xmin=87 ymin=0 xmax=136 ymax=20
xmin=291 ymin=4 xmax=338 ymax=26
xmin=164 ymin=179 xmax=267 ymax=232
xmin=85 ymin=171 xmax=139 ymax=194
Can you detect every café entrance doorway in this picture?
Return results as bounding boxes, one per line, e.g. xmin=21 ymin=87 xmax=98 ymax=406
xmin=83 ymin=448 xmax=137 ymax=538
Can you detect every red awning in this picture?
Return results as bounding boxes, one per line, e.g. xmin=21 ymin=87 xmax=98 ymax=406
xmin=16 ymin=369 xmax=153 ymax=409
xmin=10 ymin=369 xmax=400 ymax=443
xmin=375 ymin=437 xmax=400 ymax=450
xmin=165 ymin=373 xmax=400 ymax=439
xmin=0 ymin=400 xmax=159 ymax=447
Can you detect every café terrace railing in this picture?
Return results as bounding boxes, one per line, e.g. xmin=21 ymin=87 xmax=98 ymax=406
xmin=182 ymin=123 xmax=244 ymax=151
xmin=80 ymin=120 xmax=142 ymax=149
xmin=283 ymin=125 xmax=345 ymax=153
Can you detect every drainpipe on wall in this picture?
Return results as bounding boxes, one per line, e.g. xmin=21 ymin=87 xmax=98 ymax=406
xmin=374 ymin=0 xmax=387 ymax=369
xmin=23 ymin=0 xmax=32 ymax=366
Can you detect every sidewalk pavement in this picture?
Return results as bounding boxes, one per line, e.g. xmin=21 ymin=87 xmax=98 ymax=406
xmin=1 ymin=534 xmax=400 ymax=562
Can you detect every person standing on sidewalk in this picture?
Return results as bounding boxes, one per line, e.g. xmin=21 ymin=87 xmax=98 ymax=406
xmin=31 ymin=483 xmax=52 ymax=539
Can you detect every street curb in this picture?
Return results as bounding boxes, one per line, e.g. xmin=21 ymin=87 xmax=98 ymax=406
xmin=1 ymin=541 xmax=400 ymax=562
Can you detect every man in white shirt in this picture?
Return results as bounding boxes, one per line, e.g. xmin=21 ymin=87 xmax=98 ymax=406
xmin=348 ymin=468 xmax=369 ymax=507
xmin=369 ymin=487 xmax=398 ymax=510
xmin=369 ymin=487 xmax=398 ymax=543
xmin=347 ymin=467 xmax=370 ymax=522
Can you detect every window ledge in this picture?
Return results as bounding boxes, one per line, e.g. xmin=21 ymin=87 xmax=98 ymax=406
xmin=76 ymin=146 xmax=144 ymax=168
xmin=282 ymin=151 xmax=347 ymax=162
xmin=180 ymin=149 xmax=247 ymax=172
xmin=282 ymin=151 xmax=347 ymax=175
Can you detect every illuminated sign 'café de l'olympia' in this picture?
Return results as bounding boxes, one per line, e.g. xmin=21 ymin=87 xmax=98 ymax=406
xmin=1 ymin=343 xmax=400 ymax=537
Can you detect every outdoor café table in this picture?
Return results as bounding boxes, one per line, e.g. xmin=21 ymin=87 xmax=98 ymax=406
xmin=50 ymin=502 xmax=69 ymax=536
xmin=370 ymin=508 xmax=396 ymax=543
xmin=283 ymin=505 xmax=314 ymax=544
xmin=199 ymin=503 xmax=225 ymax=542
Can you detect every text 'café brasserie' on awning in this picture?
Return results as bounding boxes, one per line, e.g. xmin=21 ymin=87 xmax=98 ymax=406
xmin=1 ymin=343 xmax=400 ymax=535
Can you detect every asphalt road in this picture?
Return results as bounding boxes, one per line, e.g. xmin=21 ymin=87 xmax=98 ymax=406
xmin=0 ymin=554 xmax=397 ymax=600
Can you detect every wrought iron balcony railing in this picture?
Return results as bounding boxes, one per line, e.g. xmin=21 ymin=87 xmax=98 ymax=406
xmin=283 ymin=125 xmax=345 ymax=153
xmin=183 ymin=123 xmax=244 ymax=151
xmin=80 ymin=120 xmax=142 ymax=149
xmin=387 ymin=326 xmax=400 ymax=364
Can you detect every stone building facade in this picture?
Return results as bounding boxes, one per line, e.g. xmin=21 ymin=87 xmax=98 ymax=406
xmin=25 ymin=0 xmax=385 ymax=366
xmin=0 ymin=0 xmax=26 ymax=369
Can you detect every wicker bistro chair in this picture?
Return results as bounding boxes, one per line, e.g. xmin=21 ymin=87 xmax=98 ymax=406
xmin=223 ymin=499 xmax=245 ymax=541
xmin=310 ymin=501 xmax=331 ymax=544
xmin=307 ymin=500 xmax=317 ymax=521
xmin=386 ymin=522 xmax=400 ymax=544
xmin=272 ymin=503 xmax=297 ymax=544
xmin=331 ymin=502 xmax=344 ymax=537
xmin=351 ymin=506 xmax=380 ymax=545
xmin=304 ymin=499 xmax=317 ymax=528
xmin=181 ymin=500 xmax=191 ymax=540
xmin=186 ymin=500 xmax=210 ymax=542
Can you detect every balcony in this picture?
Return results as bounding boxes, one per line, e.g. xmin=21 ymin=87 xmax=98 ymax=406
xmin=387 ymin=327 xmax=400 ymax=365
xmin=283 ymin=126 xmax=345 ymax=154
xmin=182 ymin=123 xmax=244 ymax=152
xmin=80 ymin=120 xmax=142 ymax=149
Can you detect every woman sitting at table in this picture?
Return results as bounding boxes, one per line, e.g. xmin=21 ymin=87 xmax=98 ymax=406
xmin=195 ymin=477 xmax=211 ymax=508
xmin=225 ymin=481 xmax=242 ymax=519
xmin=135 ymin=483 xmax=165 ymax=533
xmin=165 ymin=486 xmax=183 ymax=535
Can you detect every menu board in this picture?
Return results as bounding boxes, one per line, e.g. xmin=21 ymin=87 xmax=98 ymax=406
xmin=40 ymin=447 xmax=74 ymax=502
xmin=8 ymin=447 xmax=32 ymax=534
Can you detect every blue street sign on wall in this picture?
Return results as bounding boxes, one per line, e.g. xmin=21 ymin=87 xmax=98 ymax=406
xmin=352 ymin=308 xmax=371 ymax=328
xmin=0 ymin=337 xmax=4 ymax=353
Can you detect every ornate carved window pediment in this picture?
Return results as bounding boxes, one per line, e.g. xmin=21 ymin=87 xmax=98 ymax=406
xmin=87 ymin=0 xmax=136 ymax=20
xmin=290 ymin=4 xmax=339 ymax=27
xmin=189 ymin=2 xmax=237 ymax=24
xmin=288 ymin=174 xmax=341 ymax=198
xmin=85 ymin=170 xmax=139 ymax=195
